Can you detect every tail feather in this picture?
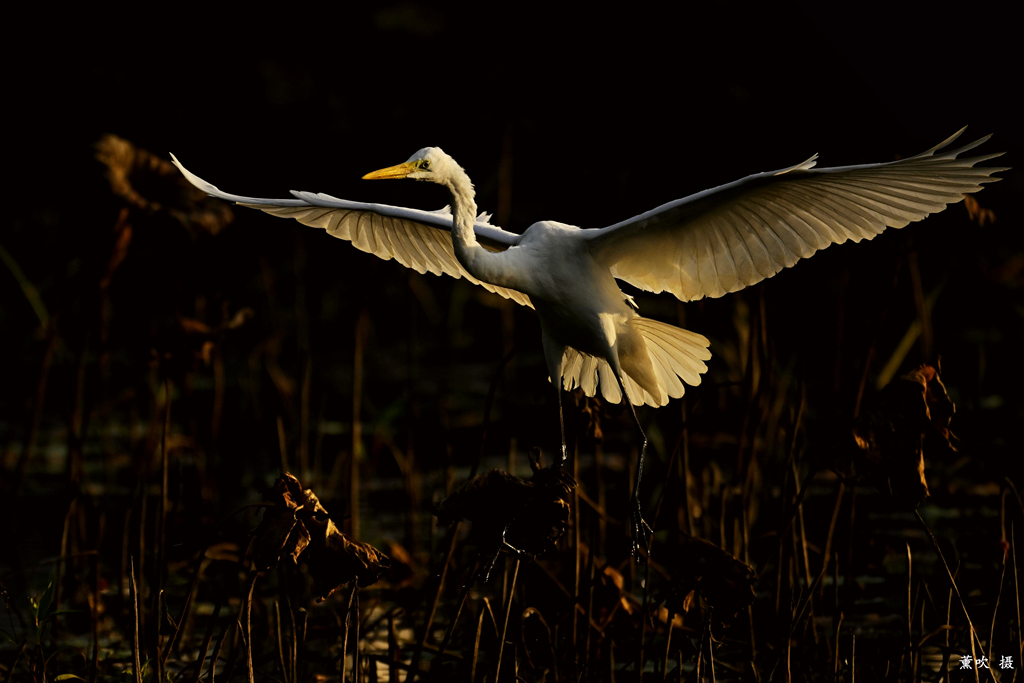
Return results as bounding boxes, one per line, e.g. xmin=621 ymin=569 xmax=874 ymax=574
xmin=559 ymin=317 xmax=711 ymax=407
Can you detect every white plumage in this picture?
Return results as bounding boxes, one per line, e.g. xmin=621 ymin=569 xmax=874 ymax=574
xmin=173 ymin=128 xmax=1004 ymax=552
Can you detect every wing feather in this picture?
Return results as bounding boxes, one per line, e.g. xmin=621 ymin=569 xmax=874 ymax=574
xmin=588 ymin=129 xmax=1006 ymax=302
xmin=171 ymin=155 xmax=533 ymax=308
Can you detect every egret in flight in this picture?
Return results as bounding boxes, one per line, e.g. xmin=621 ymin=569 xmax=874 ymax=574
xmin=172 ymin=129 xmax=1004 ymax=554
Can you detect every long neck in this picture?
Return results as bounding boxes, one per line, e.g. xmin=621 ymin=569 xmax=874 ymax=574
xmin=444 ymin=169 xmax=515 ymax=287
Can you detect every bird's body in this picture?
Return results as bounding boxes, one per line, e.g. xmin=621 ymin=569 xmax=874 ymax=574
xmin=172 ymin=129 xmax=1005 ymax=554
xmin=502 ymin=219 xmax=683 ymax=405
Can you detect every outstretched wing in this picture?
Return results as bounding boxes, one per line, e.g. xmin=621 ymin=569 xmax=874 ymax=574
xmin=171 ymin=155 xmax=533 ymax=308
xmin=587 ymin=129 xmax=1006 ymax=302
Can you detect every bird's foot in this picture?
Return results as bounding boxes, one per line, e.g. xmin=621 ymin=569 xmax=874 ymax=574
xmin=483 ymin=525 xmax=526 ymax=583
xmin=500 ymin=538 xmax=527 ymax=558
xmin=630 ymin=498 xmax=653 ymax=560
xmin=499 ymin=524 xmax=527 ymax=558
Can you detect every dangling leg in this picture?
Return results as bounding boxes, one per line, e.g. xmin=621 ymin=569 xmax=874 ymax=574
xmin=556 ymin=384 xmax=567 ymax=468
xmin=540 ymin=330 xmax=568 ymax=469
xmin=613 ymin=371 xmax=653 ymax=559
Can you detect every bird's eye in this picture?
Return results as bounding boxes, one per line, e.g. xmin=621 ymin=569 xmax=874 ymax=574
xmin=420 ymin=159 xmax=431 ymax=170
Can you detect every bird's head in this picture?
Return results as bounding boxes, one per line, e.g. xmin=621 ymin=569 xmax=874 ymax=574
xmin=362 ymin=147 xmax=460 ymax=184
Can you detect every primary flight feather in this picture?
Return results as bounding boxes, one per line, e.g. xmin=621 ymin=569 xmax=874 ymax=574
xmin=172 ymin=128 xmax=1004 ymax=553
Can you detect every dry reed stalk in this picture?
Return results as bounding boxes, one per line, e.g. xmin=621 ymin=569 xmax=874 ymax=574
xmin=138 ymin=477 xmax=147 ymax=650
xmin=429 ymin=558 xmax=482 ymax=679
xmin=13 ymin=314 xmax=58 ymax=493
xmin=277 ymin=416 xmax=290 ymax=474
xmin=129 ymin=556 xmax=142 ymax=683
xmin=469 ymin=597 xmax=497 ymax=683
xmin=242 ymin=570 xmax=258 ymax=683
xmin=387 ymin=611 xmax=399 ymax=683
xmin=774 ymin=534 xmax=785 ymax=618
xmin=301 ymin=356 xmax=312 ymax=479
xmin=156 ymin=376 xmax=172 ymax=683
xmin=573 ymin=442 xmax=580 ymax=669
xmin=208 ymin=622 xmax=230 ymax=683
xmin=297 ymin=608 xmax=308 ymax=682
xmin=833 ymin=610 xmax=844 ymax=681
xmin=409 ymin=522 xmax=461 ymax=678
xmin=1014 ymin=523 xmax=1021 ymax=683
xmin=628 ymin=446 xmax=638 ymax=582
xmin=162 ymin=546 xmax=205 ymax=668
xmin=156 ymin=590 xmax=167 ymax=683
xmin=969 ymin=629 xmax=980 ymax=683
xmin=906 ymin=246 xmax=934 ymax=361
xmin=575 ymin=488 xmax=617 ymax=527
xmin=913 ymin=510 xmax=987 ymax=663
xmin=53 ymin=500 xmax=72 ymax=633
xmin=596 ymin=440 xmax=607 ymax=557
xmin=937 ymin=586 xmax=953 ymax=683
xmin=120 ymin=501 xmax=131 ymax=604
xmin=735 ymin=290 xmax=761 ymax=484
xmin=275 ymin=600 xmax=289 ymax=683
xmin=695 ymin=599 xmax=708 ymax=682
xmin=353 ymin=587 xmax=361 ymax=682
xmin=853 ymin=253 xmax=903 ymax=418
xmin=770 ymin=560 xmax=828 ymax=681
xmin=792 ymin=460 xmax=812 ymax=589
xmin=851 ymin=632 xmax=855 ymax=683
xmin=282 ymin=570 xmax=298 ymax=683
xmin=742 ymin=467 xmax=756 ymax=665
xmin=708 ymin=611 xmax=717 ymax=683
xmin=907 ymin=543 xmax=913 ymax=677
xmin=220 ymin=620 xmax=243 ymax=683
xmin=212 ymin=342 xmax=225 ymax=441
xmin=351 ymin=307 xmax=370 ymax=540
xmin=720 ymin=488 xmax=728 ymax=554
xmin=494 ymin=557 xmax=520 ymax=683
xmin=585 ymin=553 xmax=595 ymax=670
xmin=921 ymin=591 xmax=931 ymax=683
xmin=636 ymin=553 xmax=652 ymax=681
xmin=3 ymin=643 xmax=25 ymax=683
xmin=189 ymin=599 xmax=222 ymax=683
xmin=662 ymin=609 xmax=674 ymax=681
xmin=340 ymin=585 xmax=356 ymax=683
xmin=470 ymin=600 xmax=487 ymax=682
xmin=988 ymin=531 xmax=1009 ymax=677
xmin=90 ymin=553 xmax=99 ymax=683
xmin=818 ymin=484 xmax=845 ymax=602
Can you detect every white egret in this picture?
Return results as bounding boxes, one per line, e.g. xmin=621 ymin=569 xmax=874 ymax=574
xmin=172 ymin=129 xmax=1004 ymax=554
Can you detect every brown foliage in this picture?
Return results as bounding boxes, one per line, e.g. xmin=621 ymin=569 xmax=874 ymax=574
xmin=434 ymin=457 xmax=576 ymax=557
xmin=252 ymin=473 xmax=390 ymax=600
xmin=852 ymin=364 xmax=956 ymax=509
xmin=663 ymin=532 xmax=757 ymax=626
xmin=95 ymin=134 xmax=233 ymax=235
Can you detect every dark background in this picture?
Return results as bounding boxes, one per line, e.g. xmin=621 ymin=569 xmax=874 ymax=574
xmin=6 ymin=1 xmax=1019 ymax=484
xmin=2 ymin=2 xmax=1021 ymax=678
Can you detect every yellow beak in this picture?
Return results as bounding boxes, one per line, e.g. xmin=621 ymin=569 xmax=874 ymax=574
xmin=362 ymin=161 xmax=417 ymax=180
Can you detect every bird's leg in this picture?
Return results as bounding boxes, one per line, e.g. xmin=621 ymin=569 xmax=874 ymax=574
xmin=540 ymin=331 xmax=568 ymax=469
xmin=500 ymin=522 xmax=527 ymax=557
xmin=484 ymin=521 xmax=527 ymax=583
xmin=614 ymin=373 xmax=653 ymax=559
xmin=483 ymin=549 xmax=500 ymax=584
xmin=556 ymin=387 xmax=568 ymax=469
